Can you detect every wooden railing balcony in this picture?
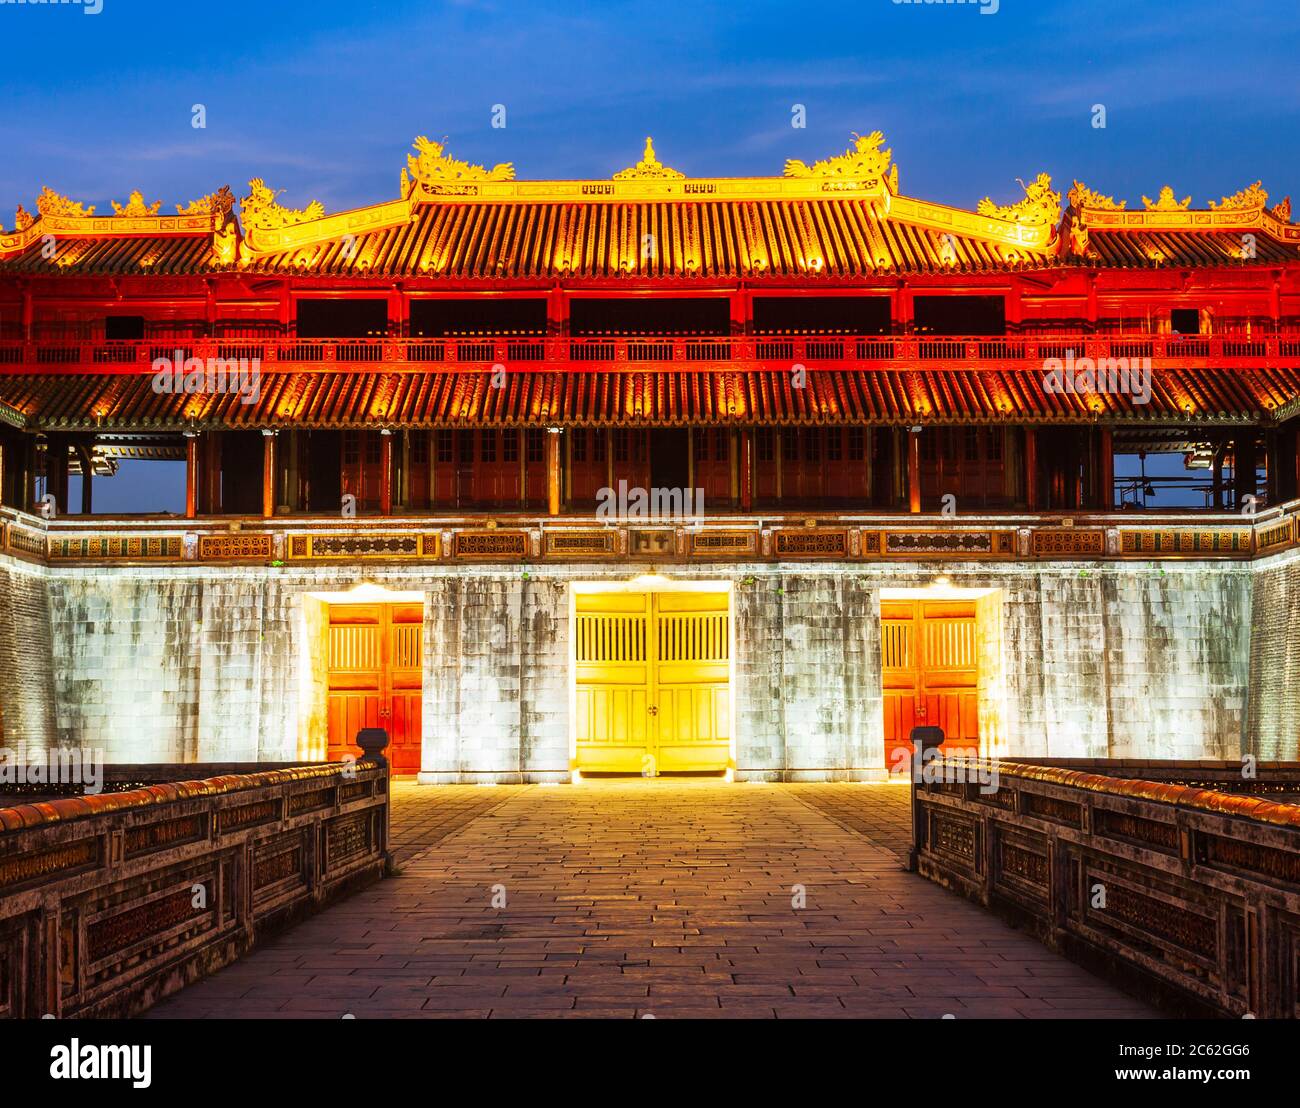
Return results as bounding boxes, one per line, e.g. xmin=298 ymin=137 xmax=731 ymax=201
xmin=3 ymin=331 xmax=1300 ymax=374
xmin=911 ymin=755 xmax=1300 ymax=1017
xmin=0 ymin=732 xmax=392 ymax=1019
xmin=4 ymin=499 xmax=1299 ymax=566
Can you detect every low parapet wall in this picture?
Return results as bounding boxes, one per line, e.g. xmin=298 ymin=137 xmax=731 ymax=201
xmin=912 ymin=757 xmax=1300 ymax=1018
xmin=0 ymin=751 xmax=390 ymax=1018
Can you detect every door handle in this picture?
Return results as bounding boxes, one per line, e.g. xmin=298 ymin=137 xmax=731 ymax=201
xmin=647 ymin=705 xmax=658 ymax=716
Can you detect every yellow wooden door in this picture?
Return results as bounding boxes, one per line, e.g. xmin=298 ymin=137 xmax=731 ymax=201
xmin=574 ymin=591 xmax=731 ymax=775
xmin=652 ymin=592 xmax=731 ymax=773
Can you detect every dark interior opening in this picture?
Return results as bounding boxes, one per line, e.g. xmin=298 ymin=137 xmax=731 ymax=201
xmin=570 ymin=298 xmax=729 ymax=335
xmin=752 ymin=296 xmax=891 ymax=334
xmin=305 ymin=430 xmax=342 ymax=511
xmin=1171 ymin=308 xmax=1200 ymax=335
xmin=912 ymin=295 xmax=1006 ymax=335
xmin=221 ymin=430 xmax=264 ymax=514
xmin=409 ymin=298 xmax=548 ymax=336
xmin=650 ymin=428 xmax=691 ymax=489
xmin=105 ymin=315 xmax=145 ymax=340
xmin=295 ymin=299 xmax=389 ymax=338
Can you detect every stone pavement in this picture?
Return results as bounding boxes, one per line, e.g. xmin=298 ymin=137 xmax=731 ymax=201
xmin=147 ymin=780 xmax=1157 ymax=1019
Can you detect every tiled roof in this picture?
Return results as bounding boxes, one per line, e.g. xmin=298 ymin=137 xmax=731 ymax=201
xmin=0 ymin=232 xmax=217 ymax=276
xmin=5 ymin=204 xmax=1295 ymax=279
xmin=240 ymin=199 xmax=1043 ymax=279
xmin=2 ymin=367 xmax=1292 ymax=430
xmin=1084 ymin=228 xmax=1296 ymax=267
xmin=0 ymin=198 xmax=1049 ymax=279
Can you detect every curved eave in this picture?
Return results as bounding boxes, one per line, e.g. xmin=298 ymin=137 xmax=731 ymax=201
xmin=1 ymin=368 xmax=1290 ymax=431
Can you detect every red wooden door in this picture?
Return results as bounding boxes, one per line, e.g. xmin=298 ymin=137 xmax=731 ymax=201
xmin=473 ymin=430 xmax=522 ymax=506
xmin=881 ymin=599 xmax=979 ymax=773
xmin=693 ymin=428 xmax=733 ymax=504
xmin=568 ymin=427 xmax=608 ymax=508
xmin=326 ymin=602 xmax=424 ymax=774
xmin=341 ymin=431 xmax=385 ymax=511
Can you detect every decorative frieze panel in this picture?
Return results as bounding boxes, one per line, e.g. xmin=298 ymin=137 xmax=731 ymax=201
xmin=252 ymin=831 xmax=307 ymax=902
xmin=325 ymin=811 xmax=374 ymax=870
xmin=287 ymin=533 xmax=434 ymax=560
xmin=49 ymin=535 xmax=183 ymax=561
xmin=124 ymin=814 xmax=207 ymax=859
xmin=930 ymin=810 xmax=977 ymax=862
xmin=689 ymin=530 xmax=758 ymax=557
xmin=86 ymin=879 xmax=214 ymax=967
xmin=453 ymin=530 xmax=528 ymax=559
xmin=1 ymin=523 xmax=47 ymax=560
xmin=339 ymin=781 xmax=371 ymax=803
xmin=772 ymin=528 xmax=848 ymax=558
xmin=1197 ymin=833 xmax=1300 ymax=886
xmin=287 ymin=787 xmax=336 ymax=816
xmin=629 ymin=529 xmax=676 ymax=556
xmin=1093 ymin=808 xmax=1179 ymax=854
xmin=8 ymin=502 xmax=1300 ymax=569
xmin=216 ymin=799 xmax=280 ymax=834
xmin=1023 ymin=792 xmax=1084 ymax=828
xmin=1083 ymin=868 xmax=1219 ymax=964
xmin=1121 ymin=529 xmax=1253 ymax=556
xmin=1032 ymin=529 xmax=1106 ymax=557
xmin=198 ymin=534 xmax=274 ymax=561
xmin=1257 ymin=518 xmax=1295 ymax=553
xmin=884 ymin=530 xmax=995 ymax=557
xmin=994 ymin=828 xmax=1051 ymax=904
xmin=0 ymin=838 xmax=99 ymax=891
xmin=544 ymin=529 xmax=616 ymax=557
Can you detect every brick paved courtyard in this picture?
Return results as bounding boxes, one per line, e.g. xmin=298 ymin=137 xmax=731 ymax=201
xmin=147 ymin=780 xmax=1157 ymax=1019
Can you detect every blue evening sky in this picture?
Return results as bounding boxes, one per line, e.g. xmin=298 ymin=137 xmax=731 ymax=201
xmin=8 ymin=0 xmax=1293 ymax=512
xmin=2 ymin=0 xmax=1298 ymax=218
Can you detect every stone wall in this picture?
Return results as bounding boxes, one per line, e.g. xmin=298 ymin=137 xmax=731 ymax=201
xmin=1247 ymin=547 xmax=1300 ymax=758
xmin=0 ymin=553 xmax=1267 ymax=778
xmin=0 ymin=556 xmax=58 ymax=755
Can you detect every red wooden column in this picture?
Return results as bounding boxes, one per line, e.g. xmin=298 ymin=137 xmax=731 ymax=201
xmin=907 ymin=428 xmax=921 ymax=514
xmin=546 ymin=427 xmax=562 ymax=516
xmin=379 ymin=429 xmax=394 ymax=515
xmin=261 ymin=429 xmax=276 ymax=519
xmin=739 ymin=428 xmax=754 ymax=512
xmin=73 ymin=439 xmax=94 ymax=514
xmin=184 ymin=432 xmax=199 ymax=519
xmin=45 ymin=433 xmax=70 ymax=516
xmin=1024 ymin=427 xmax=1039 ymax=510
xmin=1097 ymin=427 xmax=1114 ymax=510
xmin=204 ymin=432 xmax=223 ymax=513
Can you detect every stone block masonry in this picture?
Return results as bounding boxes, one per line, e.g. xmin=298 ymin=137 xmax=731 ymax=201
xmin=1247 ymin=547 xmax=1300 ymax=759
xmin=0 ymin=553 xmax=1270 ymax=778
xmin=0 ymin=557 xmax=58 ymax=755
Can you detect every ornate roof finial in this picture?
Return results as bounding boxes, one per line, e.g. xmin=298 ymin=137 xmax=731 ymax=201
xmin=784 ymin=131 xmax=896 ymax=188
xmin=614 ymin=137 xmax=684 ymax=180
xmin=1208 ymin=181 xmax=1268 ymax=211
xmin=407 ymin=136 xmax=514 ymax=185
xmin=1142 ymin=186 xmax=1191 ymax=211
xmin=1067 ymin=180 xmax=1126 ymax=210
xmin=978 ymin=173 xmax=1061 ymax=226
xmin=240 ymin=179 xmax=325 ymax=231
xmin=35 ymin=187 xmax=95 ymax=218
xmin=176 ymin=186 xmax=235 ymax=217
xmin=111 ymin=190 xmax=162 ymax=217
